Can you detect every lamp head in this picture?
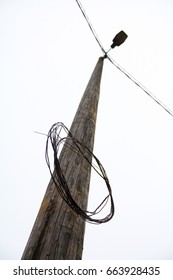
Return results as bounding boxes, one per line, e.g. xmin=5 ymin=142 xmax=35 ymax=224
xmin=111 ymin=30 xmax=128 ymax=48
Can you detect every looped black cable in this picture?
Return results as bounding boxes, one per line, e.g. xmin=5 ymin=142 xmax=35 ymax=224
xmin=45 ymin=122 xmax=114 ymax=224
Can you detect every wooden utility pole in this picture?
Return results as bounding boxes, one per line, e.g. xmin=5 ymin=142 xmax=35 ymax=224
xmin=22 ymin=57 xmax=104 ymax=260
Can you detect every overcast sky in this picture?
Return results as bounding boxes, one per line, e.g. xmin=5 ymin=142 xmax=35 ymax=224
xmin=0 ymin=0 xmax=173 ymax=260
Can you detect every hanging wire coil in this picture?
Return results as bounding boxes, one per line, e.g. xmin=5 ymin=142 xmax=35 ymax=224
xmin=45 ymin=122 xmax=115 ymax=224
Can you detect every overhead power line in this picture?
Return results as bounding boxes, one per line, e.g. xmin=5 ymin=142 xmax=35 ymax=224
xmin=107 ymin=56 xmax=173 ymax=117
xmin=75 ymin=0 xmax=173 ymax=118
xmin=75 ymin=0 xmax=106 ymax=53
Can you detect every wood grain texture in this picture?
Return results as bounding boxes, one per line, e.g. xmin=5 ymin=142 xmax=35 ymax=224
xmin=22 ymin=57 xmax=104 ymax=259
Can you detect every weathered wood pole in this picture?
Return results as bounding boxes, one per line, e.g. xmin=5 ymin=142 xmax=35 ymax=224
xmin=22 ymin=57 xmax=104 ymax=259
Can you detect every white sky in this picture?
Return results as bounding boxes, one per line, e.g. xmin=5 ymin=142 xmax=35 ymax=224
xmin=0 ymin=0 xmax=173 ymax=260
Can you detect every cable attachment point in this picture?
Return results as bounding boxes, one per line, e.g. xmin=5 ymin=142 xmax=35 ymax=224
xmin=103 ymin=53 xmax=108 ymax=59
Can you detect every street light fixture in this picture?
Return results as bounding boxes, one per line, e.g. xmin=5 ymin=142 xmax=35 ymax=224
xmin=105 ymin=30 xmax=128 ymax=57
xmin=111 ymin=30 xmax=128 ymax=48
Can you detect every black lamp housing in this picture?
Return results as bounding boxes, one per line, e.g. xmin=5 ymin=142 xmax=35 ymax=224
xmin=111 ymin=30 xmax=128 ymax=48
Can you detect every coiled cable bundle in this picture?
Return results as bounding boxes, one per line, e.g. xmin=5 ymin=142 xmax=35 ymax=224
xmin=45 ymin=122 xmax=114 ymax=224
